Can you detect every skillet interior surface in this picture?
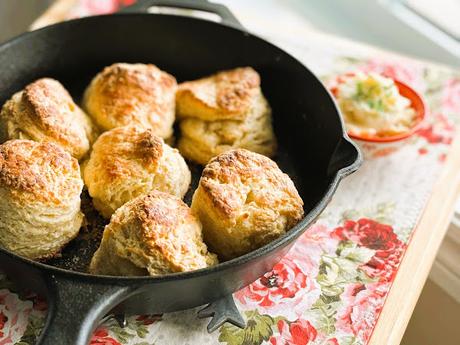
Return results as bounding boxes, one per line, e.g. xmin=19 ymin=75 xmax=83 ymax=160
xmin=0 ymin=13 xmax=355 ymax=281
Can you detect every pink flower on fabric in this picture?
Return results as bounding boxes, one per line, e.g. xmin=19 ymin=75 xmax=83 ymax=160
xmin=90 ymin=328 xmax=122 ymax=345
xmin=338 ymin=283 xmax=366 ymax=307
xmin=235 ymin=257 xmax=320 ymax=320
xmin=270 ymin=318 xmax=317 ymax=345
xmin=441 ymin=78 xmax=460 ymax=115
xmin=333 ymin=219 xmax=400 ymax=251
xmin=361 ymin=244 xmax=404 ymax=282
xmin=335 ymin=282 xmax=389 ymax=342
xmin=0 ymin=290 xmax=33 ymax=345
xmin=80 ymin=0 xmax=120 ymax=14
xmin=0 ymin=312 xmax=6 ymax=338
xmin=416 ymin=113 xmax=454 ymax=145
xmin=291 ymin=223 xmax=340 ymax=269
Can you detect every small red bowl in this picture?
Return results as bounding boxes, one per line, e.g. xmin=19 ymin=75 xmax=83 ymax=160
xmin=330 ymin=73 xmax=426 ymax=143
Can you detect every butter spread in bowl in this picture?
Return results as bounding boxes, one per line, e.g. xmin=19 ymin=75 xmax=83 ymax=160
xmin=334 ymin=72 xmax=420 ymax=140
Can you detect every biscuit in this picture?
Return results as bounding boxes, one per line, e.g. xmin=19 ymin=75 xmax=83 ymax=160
xmin=83 ymin=63 xmax=177 ymax=138
xmin=83 ymin=125 xmax=191 ymax=218
xmin=0 ymin=140 xmax=84 ymax=259
xmin=0 ymin=78 xmax=98 ymax=159
xmin=191 ymin=149 xmax=304 ymax=260
xmin=89 ymin=191 xmax=218 ymax=276
xmin=176 ymin=67 xmax=276 ymax=165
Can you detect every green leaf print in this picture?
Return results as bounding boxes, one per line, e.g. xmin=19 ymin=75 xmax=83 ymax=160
xmin=105 ymin=318 xmax=136 ymax=343
xmin=340 ymin=202 xmax=395 ymax=225
xmin=313 ymin=240 xmax=377 ymax=336
xmin=320 ymin=287 xmax=343 ymax=300
xmin=314 ymin=310 xmax=336 ymax=334
xmin=318 ymin=255 xmax=355 ymax=287
xmin=219 ymin=310 xmax=280 ymax=345
xmin=318 ymin=241 xmax=377 ymax=296
xmin=374 ymin=203 xmax=395 ymax=225
xmin=340 ymin=209 xmax=361 ymax=223
xmin=340 ymin=245 xmax=375 ymax=264
xmin=341 ymin=335 xmax=362 ymax=345
xmin=310 ymin=299 xmax=340 ymax=334
xmin=111 ymin=327 xmax=135 ymax=343
xmin=219 ymin=325 xmax=245 ymax=345
xmin=17 ymin=314 xmax=45 ymax=345
xmin=136 ymin=325 xmax=148 ymax=338
xmin=102 ymin=314 xmax=158 ymax=343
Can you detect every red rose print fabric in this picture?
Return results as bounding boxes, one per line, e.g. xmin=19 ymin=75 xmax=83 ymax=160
xmin=91 ymin=329 xmax=122 ymax=345
xmin=232 ymin=217 xmax=407 ymax=344
xmin=270 ymin=319 xmax=317 ymax=345
xmin=335 ymin=282 xmax=388 ymax=342
xmin=235 ymin=257 xmax=320 ymax=320
xmin=442 ymin=79 xmax=460 ymax=115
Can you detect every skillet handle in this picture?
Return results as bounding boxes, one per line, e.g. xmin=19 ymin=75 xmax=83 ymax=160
xmin=36 ymin=273 xmax=135 ymax=345
xmin=328 ymin=136 xmax=363 ymax=178
xmin=120 ymin=0 xmax=244 ymax=28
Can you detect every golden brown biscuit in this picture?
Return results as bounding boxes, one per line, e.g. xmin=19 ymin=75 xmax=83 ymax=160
xmin=0 ymin=78 xmax=98 ymax=160
xmin=89 ymin=191 xmax=218 ymax=276
xmin=83 ymin=63 xmax=177 ymax=138
xmin=83 ymin=125 xmax=191 ymax=218
xmin=177 ymin=66 xmax=261 ymax=121
xmin=191 ymin=149 xmax=304 ymax=260
xmin=176 ymin=67 xmax=276 ymax=165
xmin=0 ymin=140 xmax=84 ymax=259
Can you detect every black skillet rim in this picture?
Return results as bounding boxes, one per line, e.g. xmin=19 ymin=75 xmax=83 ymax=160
xmin=0 ymin=12 xmax=362 ymax=282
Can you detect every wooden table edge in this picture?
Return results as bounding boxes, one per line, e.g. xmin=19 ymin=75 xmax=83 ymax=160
xmin=368 ymin=132 xmax=460 ymax=345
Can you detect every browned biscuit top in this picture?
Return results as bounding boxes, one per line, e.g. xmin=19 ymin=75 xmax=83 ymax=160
xmin=177 ymin=67 xmax=261 ymax=120
xmin=199 ymin=149 xmax=303 ymax=219
xmin=86 ymin=63 xmax=176 ymax=127
xmin=0 ymin=139 xmax=81 ymax=204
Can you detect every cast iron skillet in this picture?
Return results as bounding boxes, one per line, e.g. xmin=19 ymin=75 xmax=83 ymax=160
xmin=0 ymin=1 xmax=362 ymax=344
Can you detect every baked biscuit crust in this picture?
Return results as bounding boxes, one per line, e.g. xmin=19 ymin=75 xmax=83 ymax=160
xmin=89 ymin=191 xmax=218 ymax=276
xmin=176 ymin=67 xmax=260 ymax=121
xmin=0 ymin=140 xmax=83 ymax=259
xmin=83 ymin=125 xmax=191 ymax=218
xmin=0 ymin=78 xmax=97 ymax=159
xmin=83 ymin=63 xmax=177 ymax=138
xmin=176 ymin=67 xmax=277 ymax=165
xmin=191 ymin=149 xmax=303 ymax=260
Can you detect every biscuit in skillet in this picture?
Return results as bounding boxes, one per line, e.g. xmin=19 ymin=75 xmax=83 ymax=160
xmin=176 ymin=67 xmax=276 ymax=165
xmin=0 ymin=139 xmax=84 ymax=259
xmin=83 ymin=125 xmax=191 ymax=218
xmin=191 ymin=149 xmax=303 ymax=260
xmin=89 ymin=190 xmax=218 ymax=276
xmin=83 ymin=63 xmax=177 ymax=139
xmin=0 ymin=78 xmax=98 ymax=160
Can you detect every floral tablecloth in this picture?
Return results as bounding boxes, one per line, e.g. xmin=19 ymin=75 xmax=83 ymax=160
xmin=1 ymin=1 xmax=460 ymax=345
